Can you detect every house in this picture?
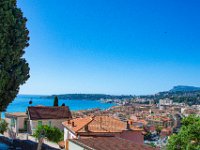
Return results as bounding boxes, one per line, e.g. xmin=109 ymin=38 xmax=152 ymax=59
xmin=146 ymin=115 xmax=173 ymax=128
xmin=5 ymin=112 xmax=28 ymax=136
xmin=159 ymin=99 xmax=173 ymax=106
xmin=160 ymin=128 xmax=172 ymax=138
xmin=62 ymin=115 xmax=144 ymax=148
xmin=67 ymin=137 xmax=156 ymax=150
xmin=27 ymin=106 xmax=72 ymax=134
xmin=129 ymin=119 xmax=148 ymax=128
xmin=144 ymin=125 xmax=156 ymax=134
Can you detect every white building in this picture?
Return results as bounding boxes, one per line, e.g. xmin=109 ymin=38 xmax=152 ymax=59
xmin=27 ymin=106 xmax=72 ymax=134
xmin=159 ymin=99 xmax=173 ymax=106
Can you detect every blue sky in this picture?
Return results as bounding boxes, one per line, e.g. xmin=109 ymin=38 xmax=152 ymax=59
xmin=18 ymin=0 xmax=200 ymax=95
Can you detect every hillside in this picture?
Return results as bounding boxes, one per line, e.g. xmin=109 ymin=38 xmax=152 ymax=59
xmin=170 ymin=85 xmax=200 ymax=92
xmin=44 ymin=85 xmax=200 ymax=105
xmin=47 ymin=94 xmax=134 ymax=100
xmin=154 ymin=86 xmax=200 ymax=105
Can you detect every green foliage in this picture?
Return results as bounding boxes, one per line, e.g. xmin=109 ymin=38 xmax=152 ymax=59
xmin=144 ymin=131 xmax=152 ymax=140
xmin=148 ymin=142 xmax=156 ymax=148
xmin=167 ymin=115 xmax=200 ymax=150
xmin=53 ymin=96 xmax=58 ymax=106
xmin=0 ymin=119 xmax=8 ymax=134
xmin=0 ymin=0 xmax=30 ymax=112
xmin=181 ymin=115 xmax=200 ymax=126
xmin=153 ymin=91 xmax=200 ymax=105
xmin=155 ymin=125 xmax=163 ymax=134
xmin=33 ymin=125 xmax=63 ymax=143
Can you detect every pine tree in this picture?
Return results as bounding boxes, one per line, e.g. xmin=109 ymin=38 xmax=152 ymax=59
xmin=0 ymin=0 xmax=30 ymax=113
xmin=53 ymin=96 xmax=59 ymax=106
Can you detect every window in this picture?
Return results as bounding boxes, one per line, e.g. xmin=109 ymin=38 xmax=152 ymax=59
xmin=38 ymin=121 xmax=42 ymax=126
xmin=11 ymin=118 xmax=15 ymax=127
xmin=24 ymin=120 xmax=27 ymax=129
xmin=48 ymin=121 xmax=51 ymax=127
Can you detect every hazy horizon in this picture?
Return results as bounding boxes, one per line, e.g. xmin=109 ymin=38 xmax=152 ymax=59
xmin=18 ymin=85 xmax=200 ymax=96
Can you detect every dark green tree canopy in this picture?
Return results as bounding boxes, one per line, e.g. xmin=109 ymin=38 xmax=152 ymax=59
xmin=0 ymin=0 xmax=30 ymax=111
xmin=167 ymin=115 xmax=200 ymax=150
xmin=53 ymin=96 xmax=58 ymax=106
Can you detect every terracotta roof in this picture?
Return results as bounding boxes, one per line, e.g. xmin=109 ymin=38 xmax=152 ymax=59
xmin=70 ymin=137 xmax=156 ymax=150
xmin=131 ymin=119 xmax=148 ymax=125
xmin=147 ymin=115 xmax=171 ymax=122
xmin=161 ymin=128 xmax=172 ymax=132
xmin=63 ymin=115 xmax=142 ymax=133
xmin=62 ymin=117 xmax=93 ymax=133
xmin=27 ymin=106 xmax=72 ymax=120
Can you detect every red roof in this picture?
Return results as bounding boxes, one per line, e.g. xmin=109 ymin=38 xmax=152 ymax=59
xmin=62 ymin=115 xmax=142 ymax=133
xmin=28 ymin=106 xmax=72 ymax=120
xmin=70 ymin=137 xmax=156 ymax=150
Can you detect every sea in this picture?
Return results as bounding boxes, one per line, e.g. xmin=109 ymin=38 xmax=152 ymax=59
xmin=2 ymin=95 xmax=115 ymax=118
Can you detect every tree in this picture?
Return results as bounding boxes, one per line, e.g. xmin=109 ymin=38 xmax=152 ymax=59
xmin=144 ymin=131 xmax=152 ymax=140
xmin=34 ymin=125 xmax=63 ymax=150
xmin=34 ymin=125 xmax=63 ymax=143
xmin=29 ymin=99 xmax=33 ymax=105
xmin=53 ymin=96 xmax=58 ymax=106
xmin=0 ymin=0 xmax=30 ymax=114
xmin=148 ymin=143 xmax=156 ymax=148
xmin=155 ymin=125 xmax=163 ymax=135
xmin=61 ymin=103 xmax=65 ymax=106
xmin=167 ymin=115 xmax=200 ymax=150
xmin=0 ymin=119 xmax=8 ymax=134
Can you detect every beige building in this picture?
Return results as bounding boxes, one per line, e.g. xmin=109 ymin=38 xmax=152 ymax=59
xmin=5 ymin=112 xmax=27 ymax=136
xmin=146 ymin=115 xmax=173 ymax=128
xmin=27 ymin=106 xmax=72 ymax=134
xmin=5 ymin=106 xmax=72 ymax=136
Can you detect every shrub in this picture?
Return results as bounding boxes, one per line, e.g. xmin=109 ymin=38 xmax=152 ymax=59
xmin=33 ymin=125 xmax=63 ymax=143
xmin=0 ymin=119 xmax=8 ymax=134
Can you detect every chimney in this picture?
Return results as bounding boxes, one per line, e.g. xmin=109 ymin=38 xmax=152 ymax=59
xmin=130 ymin=120 xmax=133 ymax=125
xmin=125 ymin=121 xmax=131 ymax=131
xmin=68 ymin=120 xmax=70 ymax=124
xmin=100 ymin=117 xmax=102 ymax=129
xmin=84 ymin=125 xmax=89 ymax=132
xmin=72 ymin=121 xmax=75 ymax=127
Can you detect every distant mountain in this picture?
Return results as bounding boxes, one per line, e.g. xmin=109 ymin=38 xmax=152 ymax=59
xmin=152 ymin=86 xmax=200 ymax=105
xmin=46 ymin=94 xmax=134 ymax=100
xmin=170 ymin=85 xmax=200 ymax=92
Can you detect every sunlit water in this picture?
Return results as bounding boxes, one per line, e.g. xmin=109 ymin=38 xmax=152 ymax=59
xmin=2 ymin=95 xmax=115 ymax=118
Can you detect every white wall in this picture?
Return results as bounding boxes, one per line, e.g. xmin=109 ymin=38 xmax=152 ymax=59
xmin=64 ymin=127 xmax=76 ymax=141
xmin=64 ymin=127 xmax=77 ymax=149
xmin=68 ymin=141 xmax=85 ymax=150
xmin=6 ymin=117 xmax=17 ymax=133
